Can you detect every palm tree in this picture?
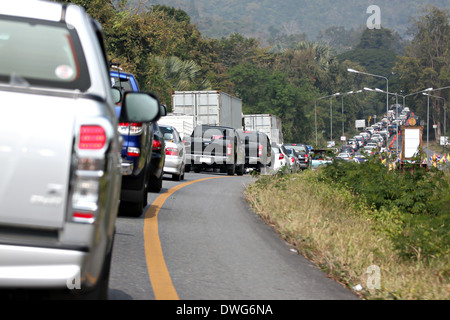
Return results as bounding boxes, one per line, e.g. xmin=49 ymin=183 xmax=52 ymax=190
xmin=296 ymin=41 xmax=337 ymax=72
xmin=153 ymin=55 xmax=211 ymax=91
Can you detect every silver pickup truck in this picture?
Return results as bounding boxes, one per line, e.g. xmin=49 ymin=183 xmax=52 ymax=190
xmin=0 ymin=1 xmax=161 ymax=298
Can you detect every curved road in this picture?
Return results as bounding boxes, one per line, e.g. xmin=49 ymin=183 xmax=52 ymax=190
xmin=109 ymin=172 xmax=359 ymax=300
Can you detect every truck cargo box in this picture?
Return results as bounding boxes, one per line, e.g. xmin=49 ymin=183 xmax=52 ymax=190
xmin=243 ymin=114 xmax=283 ymax=145
xmin=172 ymin=91 xmax=243 ymax=130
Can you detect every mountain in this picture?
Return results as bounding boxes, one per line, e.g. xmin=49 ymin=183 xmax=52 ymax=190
xmin=128 ymin=0 xmax=449 ymax=44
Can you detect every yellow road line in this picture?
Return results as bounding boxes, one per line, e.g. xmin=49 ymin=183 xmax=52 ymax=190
xmin=143 ymin=176 xmax=226 ymax=300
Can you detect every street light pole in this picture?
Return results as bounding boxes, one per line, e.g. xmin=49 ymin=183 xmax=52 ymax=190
xmin=315 ymin=92 xmax=340 ymax=147
xmin=341 ymin=90 xmax=363 ymax=138
xmin=427 ymin=93 xmax=430 ymax=163
xmin=348 ymin=68 xmax=389 ymax=120
xmin=423 ymin=92 xmax=447 ymax=153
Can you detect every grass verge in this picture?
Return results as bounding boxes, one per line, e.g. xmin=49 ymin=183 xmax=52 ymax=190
xmin=245 ymin=168 xmax=449 ymax=300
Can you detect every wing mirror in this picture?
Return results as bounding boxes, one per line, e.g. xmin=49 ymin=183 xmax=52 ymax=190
xmin=119 ymin=92 xmax=162 ymax=123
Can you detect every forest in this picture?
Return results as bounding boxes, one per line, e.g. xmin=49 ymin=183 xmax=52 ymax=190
xmin=60 ymin=0 xmax=449 ymax=146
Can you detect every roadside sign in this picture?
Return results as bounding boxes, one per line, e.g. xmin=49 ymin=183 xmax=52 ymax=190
xmin=355 ymin=119 xmax=365 ymax=128
xmin=402 ymin=126 xmax=423 ymax=160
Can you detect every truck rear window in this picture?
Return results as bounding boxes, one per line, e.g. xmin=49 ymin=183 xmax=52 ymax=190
xmin=0 ymin=16 xmax=90 ymax=91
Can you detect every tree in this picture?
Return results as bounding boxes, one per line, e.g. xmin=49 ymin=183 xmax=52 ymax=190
xmin=153 ymin=55 xmax=211 ymax=91
xmin=394 ymin=6 xmax=450 ymax=141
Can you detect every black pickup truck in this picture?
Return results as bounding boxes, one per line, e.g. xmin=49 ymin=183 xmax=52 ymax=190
xmin=184 ymin=125 xmax=245 ymax=175
xmin=239 ymin=130 xmax=272 ymax=172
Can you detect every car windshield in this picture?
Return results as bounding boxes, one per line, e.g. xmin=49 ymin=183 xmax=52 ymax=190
xmin=160 ymin=125 xmax=179 ymax=142
xmin=111 ymin=76 xmax=133 ymax=92
xmin=288 ymin=145 xmax=307 ymax=152
xmin=0 ymin=17 xmax=89 ymax=90
xmin=193 ymin=126 xmax=228 ymax=139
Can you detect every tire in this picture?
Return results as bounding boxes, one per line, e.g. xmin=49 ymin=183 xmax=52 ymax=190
xmin=236 ymin=163 xmax=244 ymax=176
xmin=119 ymin=200 xmax=143 ymax=218
xmin=226 ymin=163 xmax=235 ymax=175
xmin=149 ymin=172 xmax=162 ymax=193
xmin=67 ymin=239 xmax=113 ymax=300
xmin=119 ymin=169 xmax=146 ymax=217
xmin=85 ymin=244 xmax=113 ymax=300
xmin=173 ymin=164 xmax=185 ymax=181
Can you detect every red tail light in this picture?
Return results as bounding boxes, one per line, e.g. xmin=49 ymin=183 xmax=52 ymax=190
xmin=166 ymin=147 xmax=179 ymax=156
xmin=291 ymin=157 xmax=295 ymax=163
xmin=153 ymin=139 xmax=162 ymax=151
xmin=305 ymin=154 xmax=309 ymax=162
xmin=227 ymin=143 xmax=233 ymax=155
xmin=279 ymin=153 xmax=284 ymax=160
xmin=79 ymin=125 xmax=106 ymax=150
xmin=258 ymin=144 xmax=263 ymax=157
xmin=73 ymin=212 xmax=95 ymax=223
xmin=127 ymin=147 xmax=140 ymax=157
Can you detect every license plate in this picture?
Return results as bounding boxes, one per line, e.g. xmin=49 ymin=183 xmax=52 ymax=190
xmin=200 ymin=157 xmax=212 ymax=164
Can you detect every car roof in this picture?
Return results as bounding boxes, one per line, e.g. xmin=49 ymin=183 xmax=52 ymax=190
xmin=1 ymin=0 xmax=64 ymax=21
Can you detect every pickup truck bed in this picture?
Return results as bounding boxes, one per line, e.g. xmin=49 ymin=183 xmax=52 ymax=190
xmin=185 ymin=125 xmax=245 ymax=175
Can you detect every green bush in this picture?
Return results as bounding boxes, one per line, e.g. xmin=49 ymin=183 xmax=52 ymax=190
xmin=317 ymin=158 xmax=450 ymax=261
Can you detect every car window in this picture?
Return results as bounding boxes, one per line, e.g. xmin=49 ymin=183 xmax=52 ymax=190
xmin=160 ymin=125 xmax=181 ymax=142
xmin=0 ymin=16 xmax=90 ymax=90
xmin=111 ymin=76 xmax=133 ymax=92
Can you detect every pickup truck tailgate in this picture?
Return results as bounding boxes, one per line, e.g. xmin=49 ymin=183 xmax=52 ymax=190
xmin=0 ymin=91 xmax=74 ymax=229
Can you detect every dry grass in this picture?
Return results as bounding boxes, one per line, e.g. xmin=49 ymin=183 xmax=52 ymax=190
xmin=245 ymin=170 xmax=449 ymax=300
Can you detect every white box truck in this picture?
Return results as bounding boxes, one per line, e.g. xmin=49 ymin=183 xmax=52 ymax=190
xmin=172 ymin=90 xmax=243 ymax=129
xmin=157 ymin=113 xmax=195 ymax=139
xmin=244 ymin=114 xmax=284 ymax=145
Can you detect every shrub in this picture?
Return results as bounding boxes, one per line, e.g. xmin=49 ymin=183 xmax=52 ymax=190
xmin=318 ymin=159 xmax=450 ymax=261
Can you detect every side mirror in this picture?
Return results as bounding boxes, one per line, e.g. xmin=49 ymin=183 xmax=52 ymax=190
xmin=111 ymin=87 xmax=121 ymax=104
xmin=119 ymin=92 xmax=161 ymax=123
xmin=160 ymin=104 xmax=167 ymax=117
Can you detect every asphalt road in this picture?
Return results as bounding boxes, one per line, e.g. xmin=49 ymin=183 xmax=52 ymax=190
xmin=108 ymin=171 xmax=359 ymax=300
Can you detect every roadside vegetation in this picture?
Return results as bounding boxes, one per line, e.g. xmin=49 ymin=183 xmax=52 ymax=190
xmin=245 ymin=160 xmax=449 ymax=299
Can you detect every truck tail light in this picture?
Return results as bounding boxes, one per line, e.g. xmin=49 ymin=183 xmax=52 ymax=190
xmin=258 ymin=144 xmax=263 ymax=157
xmin=153 ymin=139 xmax=162 ymax=151
xmin=227 ymin=143 xmax=233 ymax=156
xmin=305 ymin=154 xmax=309 ymax=162
xmin=127 ymin=147 xmax=140 ymax=157
xmin=71 ymin=170 xmax=102 ymax=224
xmin=118 ymin=122 xmax=143 ymax=135
xmin=72 ymin=124 xmax=109 ymax=224
xmin=166 ymin=147 xmax=179 ymax=156
xmin=78 ymin=125 xmax=106 ymax=150
xmin=72 ymin=212 xmax=95 ymax=224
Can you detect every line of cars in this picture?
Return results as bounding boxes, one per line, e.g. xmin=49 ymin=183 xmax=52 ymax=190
xmin=271 ymin=143 xmax=313 ymax=173
xmin=110 ymin=68 xmax=190 ymax=216
xmin=338 ymin=118 xmax=395 ymax=163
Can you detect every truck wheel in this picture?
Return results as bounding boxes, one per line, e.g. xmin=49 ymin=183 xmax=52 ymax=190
xmin=236 ymin=163 xmax=244 ymax=176
xmin=120 ymin=200 xmax=143 ymax=218
xmin=193 ymin=165 xmax=201 ymax=173
xmin=226 ymin=163 xmax=235 ymax=175
xmin=149 ymin=172 xmax=162 ymax=193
